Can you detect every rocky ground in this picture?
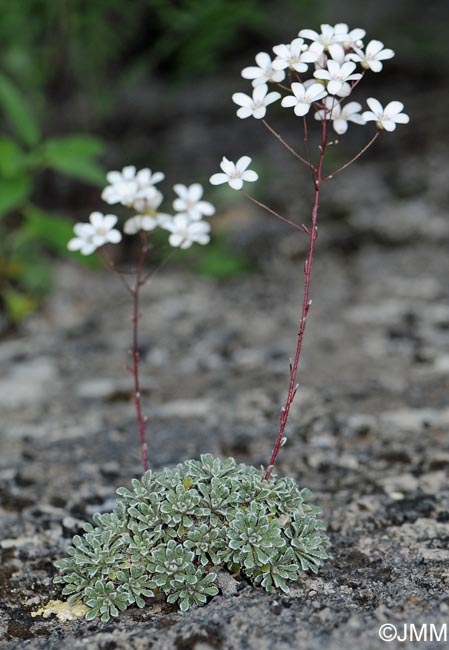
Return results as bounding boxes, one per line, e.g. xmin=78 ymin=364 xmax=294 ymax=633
xmin=1 ymin=146 xmax=449 ymax=649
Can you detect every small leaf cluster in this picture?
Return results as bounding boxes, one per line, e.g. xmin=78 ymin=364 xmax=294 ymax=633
xmin=55 ymin=455 xmax=328 ymax=621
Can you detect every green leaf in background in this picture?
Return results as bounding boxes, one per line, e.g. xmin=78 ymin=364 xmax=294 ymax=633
xmin=3 ymin=286 xmax=38 ymax=323
xmin=20 ymin=205 xmax=76 ymax=253
xmin=0 ymin=73 xmax=40 ymax=147
xmin=0 ymin=174 xmax=32 ymax=216
xmin=41 ymin=135 xmax=106 ymax=185
xmin=0 ymin=137 xmax=27 ymax=176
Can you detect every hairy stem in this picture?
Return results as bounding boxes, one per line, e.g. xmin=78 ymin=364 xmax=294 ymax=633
xmin=265 ymin=117 xmax=328 ymax=480
xmin=322 ymin=131 xmax=379 ymax=181
xmin=241 ymin=190 xmax=308 ymax=234
xmin=262 ymin=119 xmax=316 ymax=170
xmin=131 ymin=234 xmax=149 ymax=472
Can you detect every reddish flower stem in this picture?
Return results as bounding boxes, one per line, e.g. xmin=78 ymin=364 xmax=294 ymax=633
xmin=241 ymin=190 xmax=309 ymax=234
xmin=130 ymin=234 xmax=149 ymax=472
xmin=265 ymin=117 xmax=328 ymax=481
xmin=322 ymin=131 xmax=379 ymax=181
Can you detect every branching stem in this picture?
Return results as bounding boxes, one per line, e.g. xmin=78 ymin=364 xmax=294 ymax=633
xmin=241 ymin=190 xmax=308 ymax=234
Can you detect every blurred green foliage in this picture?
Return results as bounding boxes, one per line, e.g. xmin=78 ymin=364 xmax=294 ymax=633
xmin=0 ymin=72 xmax=104 ymax=325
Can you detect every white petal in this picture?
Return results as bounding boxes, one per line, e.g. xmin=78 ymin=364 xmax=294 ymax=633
xmin=368 ymin=60 xmax=383 ymax=73
xmin=150 ymin=171 xmax=164 ymax=184
xmin=348 ymin=113 xmax=366 ymax=125
xmin=241 ymin=170 xmax=258 ymax=182
xmin=173 ymin=183 xmax=188 ymax=199
xmin=195 ymin=234 xmax=210 ymax=245
xmin=327 ymin=80 xmax=342 ymax=95
xmin=342 ymin=101 xmax=362 ymax=115
xmin=377 ymin=48 xmax=395 ymax=61
xmin=255 ymin=52 xmax=271 ymax=68
xmin=189 ymin=183 xmax=203 ymax=202
xmin=209 ymin=173 xmax=228 ymax=185
xmin=124 ymin=217 xmax=139 ymax=234
xmin=220 ymin=157 xmax=236 ymax=175
xmin=142 ymin=216 xmax=158 ymax=230
xmin=281 ymin=96 xmax=298 ymax=108
xmin=298 ymin=29 xmax=319 ymax=40
xmin=89 ymin=212 xmax=104 ymax=228
xmin=332 ymin=118 xmax=348 ymax=134
xmin=291 ymin=82 xmax=307 ymax=99
xmin=101 ymin=187 xmax=120 ymax=204
xmin=106 ymin=229 xmax=122 ymax=244
xmin=236 ymin=107 xmax=253 ymax=119
xmin=252 ymin=106 xmax=267 ymax=119
xmin=106 ymin=171 xmax=122 ymax=184
xmin=190 ymin=221 xmax=211 ymax=234
xmin=294 ymin=103 xmax=310 ymax=117
xmin=307 ymin=84 xmax=327 ymax=101
xmin=326 ymin=59 xmax=340 ymax=76
xmin=272 ymin=43 xmax=289 ymax=58
xmin=169 ymin=233 xmax=184 ymax=247
xmin=80 ymin=242 xmax=97 ymax=255
xmin=362 ymin=111 xmax=377 ymax=122
xmin=68 ymin=237 xmax=84 ymax=251
xmin=393 ymin=113 xmax=409 ymax=124
xmin=236 ymin=156 xmax=252 ymax=173
xmin=173 ymin=198 xmax=187 ymax=212
xmin=103 ymin=214 xmax=118 ymax=230
xmin=232 ymin=92 xmax=253 ymax=107
xmin=253 ymin=84 xmax=269 ymax=102
xmin=241 ymin=66 xmax=261 ymax=80
xmin=122 ymin=166 xmax=136 ymax=180
xmin=228 ymin=178 xmax=244 ymax=190
xmin=292 ymin=62 xmax=309 ymax=74
xmin=340 ymin=61 xmax=356 ymax=77
xmin=272 ymin=58 xmax=288 ymax=71
xmin=157 ymin=213 xmax=173 ymax=226
xmin=366 ymin=40 xmax=384 ymax=56
xmin=313 ymin=69 xmax=330 ymax=80
xmin=73 ymin=223 xmax=94 ymax=237
xmin=366 ymin=97 xmax=383 ymax=115
xmin=384 ymin=101 xmax=404 ymax=116
xmin=197 ymin=201 xmax=215 ymax=216
xmin=381 ymin=120 xmax=396 ymax=132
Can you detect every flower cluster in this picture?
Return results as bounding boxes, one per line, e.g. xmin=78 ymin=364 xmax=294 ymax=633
xmin=68 ymin=166 xmax=215 ymax=255
xmin=209 ymin=22 xmax=409 ymax=189
xmin=55 ymin=455 xmax=328 ymax=620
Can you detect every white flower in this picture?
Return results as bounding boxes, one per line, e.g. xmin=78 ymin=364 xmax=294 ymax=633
xmin=298 ymin=24 xmax=347 ymax=61
xmin=132 ymin=186 xmax=165 ymax=214
xmin=333 ymin=23 xmax=365 ymax=49
xmin=135 ymin=168 xmax=165 ymax=188
xmin=347 ymin=40 xmax=394 ymax=72
xmin=173 ymin=183 xmax=215 ymax=220
xmin=209 ymin=156 xmax=258 ymax=190
xmin=102 ymin=166 xmax=165 ymax=207
xmin=123 ymin=215 xmax=159 ymax=235
xmin=162 ymin=214 xmax=211 ymax=249
xmin=313 ymin=60 xmax=361 ymax=96
xmin=68 ymin=212 xmax=122 ymax=255
xmin=314 ymin=97 xmax=366 ymax=134
xmin=232 ymin=84 xmax=281 ymax=119
xmin=241 ymin=52 xmax=285 ymax=87
xmin=272 ymin=38 xmax=320 ymax=73
xmin=281 ymin=82 xmax=327 ymax=117
xmin=362 ymin=98 xmax=409 ymax=132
